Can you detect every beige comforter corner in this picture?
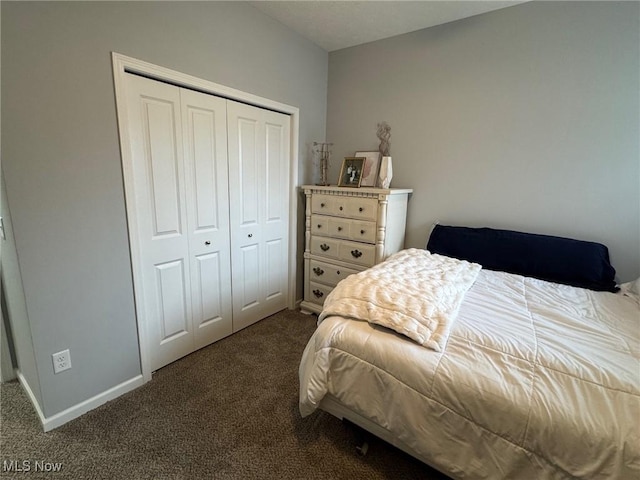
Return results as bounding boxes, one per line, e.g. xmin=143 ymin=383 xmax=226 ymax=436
xmin=318 ymin=248 xmax=481 ymax=351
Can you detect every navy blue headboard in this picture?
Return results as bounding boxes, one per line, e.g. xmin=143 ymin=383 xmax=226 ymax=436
xmin=426 ymin=225 xmax=618 ymax=292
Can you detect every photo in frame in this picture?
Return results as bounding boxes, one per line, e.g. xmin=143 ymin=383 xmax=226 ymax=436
xmin=338 ymin=157 xmax=365 ymax=187
xmin=355 ymin=151 xmax=381 ymax=187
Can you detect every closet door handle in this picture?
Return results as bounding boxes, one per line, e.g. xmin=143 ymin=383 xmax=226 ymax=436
xmin=351 ymin=249 xmax=363 ymax=258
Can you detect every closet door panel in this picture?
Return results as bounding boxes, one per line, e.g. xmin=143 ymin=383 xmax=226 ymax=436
xmin=265 ymin=238 xmax=286 ymax=299
xmin=155 ymin=260 xmax=189 ymax=341
xmin=236 ymin=118 xmax=260 ymax=228
xmin=228 ymin=101 xmax=290 ymax=332
xmin=146 ymin=101 xmax=182 ymax=236
xmin=195 ymin=253 xmax=223 ymax=318
xmin=125 ymin=74 xmax=194 ymax=371
xmin=262 ymin=113 xmax=290 ymax=305
xmin=191 ymin=113 xmax=220 ymax=228
xmin=181 ymin=88 xmax=233 ymax=349
xmin=237 ymin=244 xmax=260 ymax=310
xmin=228 ymin=102 xmax=264 ymax=331
xmin=265 ymin=122 xmax=285 ymax=221
xmin=193 ymin=251 xmax=229 ymax=344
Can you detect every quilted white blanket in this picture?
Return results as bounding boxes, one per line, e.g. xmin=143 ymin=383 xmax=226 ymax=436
xmin=318 ymin=248 xmax=481 ymax=351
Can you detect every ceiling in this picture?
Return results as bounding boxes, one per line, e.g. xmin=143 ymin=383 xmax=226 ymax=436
xmin=250 ymin=1 xmax=527 ymax=52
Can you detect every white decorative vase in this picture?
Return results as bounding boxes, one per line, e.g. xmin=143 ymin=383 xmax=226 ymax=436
xmin=377 ymin=156 xmax=393 ymax=188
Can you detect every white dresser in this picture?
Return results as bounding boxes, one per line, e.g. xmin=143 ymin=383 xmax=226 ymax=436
xmin=300 ymin=185 xmax=412 ymax=315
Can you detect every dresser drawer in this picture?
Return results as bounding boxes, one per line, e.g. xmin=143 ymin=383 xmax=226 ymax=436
xmin=307 ymin=281 xmax=333 ymax=306
xmin=335 ymin=197 xmax=378 ymax=221
xmin=313 ymin=215 xmax=376 ymax=244
xmin=338 ymin=240 xmax=376 ymax=267
xmin=310 ymin=236 xmax=340 ymax=260
xmin=309 ymin=259 xmax=359 ymax=287
xmin=350 ymin=220 xmax=376 ymax=244
xmin=311 ymin=215 xmax=329 ymax=236
xmin=311 ymin=195 xmax=335 ymax=215
xmin=327 ymin=217 xmax=352 ymax=240
xmin=312 ymin=194 xmax=378 ymax=221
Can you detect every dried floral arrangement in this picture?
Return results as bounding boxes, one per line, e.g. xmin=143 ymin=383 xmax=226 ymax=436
xmin=376 ymin=122 xmax=391 ymax=157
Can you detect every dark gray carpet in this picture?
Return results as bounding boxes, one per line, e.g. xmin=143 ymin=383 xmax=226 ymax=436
xmin=1 ymin=309 xmax=449 ymax=479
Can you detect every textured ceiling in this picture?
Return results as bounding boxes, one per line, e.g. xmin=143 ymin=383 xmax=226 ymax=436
xmin=250 ymin=1 xmax=527 ymax=52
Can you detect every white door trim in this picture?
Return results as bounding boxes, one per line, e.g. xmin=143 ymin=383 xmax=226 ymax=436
xmin=112 ymin=52 xmax=299 ymax=381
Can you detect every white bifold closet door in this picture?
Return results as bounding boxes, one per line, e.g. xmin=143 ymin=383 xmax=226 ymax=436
xmin=125 ymin=74 xmax=289 ymax=371
xmin=227 ymin=101 xmax=290 ymax=331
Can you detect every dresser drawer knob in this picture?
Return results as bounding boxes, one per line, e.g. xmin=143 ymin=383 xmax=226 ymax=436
xmin=337 ymin=226 xmax=343 ymax=231
xmin=360 ymin=230 xmax=365 ymax=235
xmin=317 ymin=224 xmax=322 ymax=229
xmin=320 ymin=203 xmax=326 ymax=208
xmin=339 ymin=206 xmax=343 ymax=211
xmin=320 ymin=243 xmax=330 ymax=251
xmin=359 ymin=207 xmax=363 ymax=212
xmin=313 ymin=267 xmax=324 ymax=276
xmin=336 ymin=270 xmax=340 ymax=275
xmin=313 ymin=289 xmax=324 ymax=298
xmin=351 ymin=249 xmax=363 ymax=258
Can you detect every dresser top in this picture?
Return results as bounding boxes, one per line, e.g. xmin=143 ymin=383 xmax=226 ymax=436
xmin=301 ymin=185 xmax=413 ymax=195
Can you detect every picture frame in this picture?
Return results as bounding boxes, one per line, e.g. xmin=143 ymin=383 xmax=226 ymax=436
xmin=355 ymin=151 xmax=381 ymax=187
xmin=338 ymin=157 xmax=365 ymax=187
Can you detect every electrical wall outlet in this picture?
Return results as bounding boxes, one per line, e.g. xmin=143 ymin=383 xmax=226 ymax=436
xmin=52 ymin=349 xmax=72 ymax=374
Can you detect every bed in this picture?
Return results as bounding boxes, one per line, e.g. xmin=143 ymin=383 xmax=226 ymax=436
xmin=299 ymin=225 xmax=639 ymax=479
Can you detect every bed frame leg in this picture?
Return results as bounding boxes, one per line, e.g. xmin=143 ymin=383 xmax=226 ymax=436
xmin=356 ymin=440 xmax=369 ymax=456
xmin=343 ymin=419 xmax=371 ymax=456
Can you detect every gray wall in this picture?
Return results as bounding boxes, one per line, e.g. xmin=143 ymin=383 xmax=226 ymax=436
xmin=327 ymin=1 xmax=639 ymax=282
xmin=1 ymin=1 xmax=327 ymax=418
xmin=1 ymin=172 xmax=36 ymax=390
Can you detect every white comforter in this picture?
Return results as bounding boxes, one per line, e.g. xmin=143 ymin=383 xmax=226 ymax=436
xmin=300 ymin=269 xmax=640 ymax=479
xmin=319 ymin=249 xmax=481 ymax=351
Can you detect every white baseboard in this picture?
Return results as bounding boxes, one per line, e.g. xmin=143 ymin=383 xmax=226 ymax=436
xmin=42 ymin=375 xmax=145 ymax=432
xmin=16 ymin=371 xmax=46 ymax=426
xmin=18 ymin=371 xmax=145 ymax=432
